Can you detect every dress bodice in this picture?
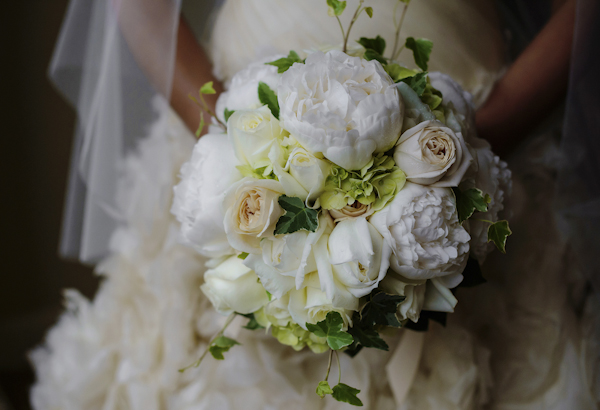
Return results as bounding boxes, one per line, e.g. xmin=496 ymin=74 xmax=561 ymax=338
xmin=205 ymin=0 xmax=506 ymax=107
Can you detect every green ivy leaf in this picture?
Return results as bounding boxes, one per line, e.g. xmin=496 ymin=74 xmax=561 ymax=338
xmin=224 ymin=108 xmax=235 ymax=123
xmin=357 ymin=36 xmax=386 ymax=55
xmin=195 ymin=112 xmax=205 ymax=138
xmin=237 ymin=252 xmax=249 ymax=260
xmin=400 ymin=72 xmax=428 ymax=96
xmin=327 ymin=0 xmax=347 ymax=16
xmin=359 ymin=291 xmax=405 ymax=328
xmin=316 ymin=380 xmax=334 ymax=398
xmin=385 ymin=64 xmax=419 ymax=83
xmin=266 ymin=50 xmax=303 ymax=74
xmin=275 ymin=195 xmax=319 ymax=235
xmin=306 ymin=312 xmax=354 ymax=350
xmin=365 ymin=6 xmax=373 ymax=18
xmin=209 ymin=336 xmax=240 ymax=360
xmin=258 ymin=82 xmax=280 ymax=119
xmin=332 ymin=383 xmax=363 ymax=407
xmin=405 ymin=37 xmax=433 ymax=71
xmin=458 ymin=258 xmax=486 ymax=288
xmin=363 ymin=49 xmax=387 ymax=64
xmin=488 ymin=220 xmax=512 ymax=253
xmin=200 ymin=81 xmax=216 ymax=95
xmin=238 ymin=313 xmax=265 ymax=330
xmin=453 ymin=188 xmax=489 ymax=223
xmin=347 ymin=324 xmax=389 ymax=351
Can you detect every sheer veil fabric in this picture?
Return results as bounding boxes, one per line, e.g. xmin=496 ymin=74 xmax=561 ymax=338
xmin=35 ymin=0 xmax=599 ymax=408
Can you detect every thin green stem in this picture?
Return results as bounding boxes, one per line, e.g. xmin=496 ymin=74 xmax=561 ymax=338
xmin=472 ymin=218 xmax=494 ymax=224
xmin=390 ymin=3 xmax=409 ymax=61
xmin=199 ymin=93 xmax=226 ymax=128
xmin=335 ymin=351 xmax=341 ymax=384
xmin=324 ymin=349 xmax=334 ymax=381
xmin=335 ymin=16 xmax=346 ymax=46
xmin=343 ymin=0 xmax=364 ymax=53
xmin=179 ymin=313 xmax=235 ymax=372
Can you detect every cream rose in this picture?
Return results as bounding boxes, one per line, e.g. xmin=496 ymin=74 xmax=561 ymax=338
xmin=287 ymin=282 xmax=353 ymax=331
xmin=286 ymin=147 xmax=330 ymax=206
xmin=394 ymin=120 xmax=473 ymax=187
xmin=329 ymin=202 xmax=374 ymax=222
xmin=201 ymin=256 xmax=270 ymax=315
xmin=223 ymin=178 xmax=284 ymax=254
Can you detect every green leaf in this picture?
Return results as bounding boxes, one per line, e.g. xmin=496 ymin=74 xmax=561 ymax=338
xmin=195 ymin=112 xmax=205 ymax=137
xmin=359 ymin=291 xmax=405 ymax=328
xmin=453 ymin=188 xmax=489 ymax=223
xmin=401 ymin=72 xmax=428 ymax=96
xmin=209 ymin=336 xmax=240 ymax=360
xmin=239 ymin=313 xmax=265 ymax=330
xmin=357 ymin=36 xmax=386 ymax=55
xmin=332 ymin=383 xmax=363 ymax=406
xmin=363 ymin=49 xmax=387 ymax=65
xmin=405 ymin=37 xmax=433 ymax=71
xmin=224 ymin=108 xmax=235 ymax=123
xmin=488 ymin=220 xmax=512 ymax=253
xmin=306 ymin=312 xmax=354 ymax=350
xmin=326 ymin=0 xmax=347 ymax=16
xmin=266 ymin=50 xmax=303 ymax=74
xmin=275 ymin=195 xmax=319 ymax=235
xmin=365 ymin=6 xmax=373 ymax=18
xmin=347 ymin=325 xmax=389 ymax=351
xmin=316 ymin=380 xmax=334 ymax=398
xmin=385 ymin=64 xmax=419 ymax=82
xmin=237 ymin=252 xmax=249 ymax=260
xmin=258 ymin=82 xmax=280 ymax=119
xmin=200 ymin=81 xmax=216 ymax=95
xmin=459 ymin=258 xmax=486 ymax=288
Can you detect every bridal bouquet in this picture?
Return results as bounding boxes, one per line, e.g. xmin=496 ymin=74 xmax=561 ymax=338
xmin=172 ymin=0 xmax=511 ymax=405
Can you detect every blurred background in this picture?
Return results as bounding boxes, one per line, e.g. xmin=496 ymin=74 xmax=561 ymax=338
xmin=0 ymin=2 xmax=100 ymax=408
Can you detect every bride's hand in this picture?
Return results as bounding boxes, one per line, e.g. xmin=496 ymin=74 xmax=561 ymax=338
xmin=476 ymin=0 xmax=576 ymax=156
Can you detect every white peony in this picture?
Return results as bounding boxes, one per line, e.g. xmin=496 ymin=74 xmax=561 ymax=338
xmin=369 ymin=182 xmax=470 ymax=280
xmin=215 ymin=58 xmax=281 ymax=123
xmin=394 ymin=120 xmax=473 ymax=187
xmin=172 ymin=133 xmax=242 ymax=258
xmin=278 ymin=50 xmax=403 ymax=170
xmin=228 ymin=106 xmax=283 ymax=170
xmin=223 ymin=178 xmax=285 ymax=254
xmin=201 ymin=256 xmax=269 ymax=315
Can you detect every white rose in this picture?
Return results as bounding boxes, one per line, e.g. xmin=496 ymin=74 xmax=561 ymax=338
xmin=263 ymin=294 xmax=293 ymax=328
xmin=369 ymin=182 xmax=471 ymax=280
xmin=278 ymin=50 xmax=403 ymax=170
xmin=287 ymin=282 xmax=353 ymax=330
xmin=228 ymin=106 xmax=283 ymax=170
xmin=223 ymin=178 xmax=285 ymax=254
xmin=326 ymin=217 xmax=391 ymax=299
xmin=215 ymin=58 xmax=280 ymax=122
xmin=172 ymin=134 xmax=242 ymax=258
xmin=329 ymin=202 xmax=374 ymax=223
xmin=201 ymin=256 xmax=269 ymax=315
xmin=394 ymin=120 xmax=473 ymax=187
xmin=286 ymin=147 xmax=331 ymax=205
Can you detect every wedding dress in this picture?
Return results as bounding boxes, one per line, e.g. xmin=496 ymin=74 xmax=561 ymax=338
xmin=31 ymin=0 xmax=599 ymax=409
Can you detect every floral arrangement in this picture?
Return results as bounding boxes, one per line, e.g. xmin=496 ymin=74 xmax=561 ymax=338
xmin=172 ymin=0 xmax=511 ymax=406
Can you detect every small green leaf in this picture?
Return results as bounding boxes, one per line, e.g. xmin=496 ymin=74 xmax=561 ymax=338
xmin=200 ymin=81 xmax=216 ymax=95
xmin=363 ymin=49 xmax=387 ymax=65
xmin=266 ymin=50 xmax=303 ymax=74
xmin=238 ymin=313 xmax=265 ymax=330
xmin=357 ymin=36 xmax=386 ymax=55
xmin=327 ymin=0 xmax=347 ymax=16
xmin=195 ymin=112 xmax=205 ymax=137
xmin=385 ymin=64 xmax=419 ymax=82
xmin=359 ymin=291 xmax=405 ymax=328
xmin=209 ymin=336 xmax=240 ymax=360
xmin=332 ymin=383 xmax=363 ymax=406
xmin=275 ymin=195 xmax=319 ymax=235
xmin=347 ymin=325 xmax=389 ymax=351
xmin=365 ymin=6 xmax=373 ymax=18
xmin=237 ymin=252 xmax=249 ymax=260
xmin=401 ymin=72 xmax=428 ymax=96
xmin=405 ymin=37 xmax=433 ymax=71
xmin=224 ymin=108 xmax=235 ymax=123
xmin=306 ymin=312 xmax=354 ymax=350
xmin=488 ymin=220 xmax=512 ymax=253
xmin=316 ymin=380 xmax=334 ymax=398
xmin=258 ymin=82 xmax=280 ymax=119
xmin=453 ymin=188 xmax=489 ymax=223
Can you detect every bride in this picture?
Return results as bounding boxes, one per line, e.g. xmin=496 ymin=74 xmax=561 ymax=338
xmin=31 ymin=0 xmax=599 ymax=409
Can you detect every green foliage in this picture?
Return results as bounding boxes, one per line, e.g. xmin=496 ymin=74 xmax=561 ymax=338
xmin=208 ymin=336 xmax=240 ymax=360
xmin=266 ymin=50 xmax=304 ymax=74
xmin=332 ymin=383 xmax=363 ymax=406
xmin=405 ymin=37 xmax=433 ymax=71
xmin=239 ymin=313 xmax=265 ymax=330
xmin=327 ymin=0 xmax=347 ymax=16
xmin=421 ymin=81 xmax=444 ymax=111
xmin=363 ymin=49 xmax=387 ymax=64
xmin=348 ymin=324 xmax=389 ymax=351
xmin=316 ymin=381 xmax=334 ymax=398
xmin=258 ymin=82 xmax=280 ymax=119
xmin=385 ymin=64 xmax=419 ymax=83
xmin=401 ymin=72 xmax=428 ymax=96
xmin=200 ymin=81 xmax=216 ymax=95
xmin=359 ymin=291 xmax=405 ymax=328
xmin=306 ymin=312 xmax=354 ymax=350
xmin=453 ymin=188 xmax=490 ymax=223
xmin=236 ymin=164 xmax=276 ymax=180
xmin=237 ymin=252 xmax=249 ymax=260
xmin=357 ymin=36 xmax=386 ymax=55
xmin=224 ymin=108 xmax=235 ymax=123
xmin=365 ymin=6 xmax=373 ymax=18
xmin=488 ymin=220 xmax=512 ymax=253
xmin=195 ymin=112 xmax=205 ymax=137
xmin=274 ymin=195 xmax=319 ymax=235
